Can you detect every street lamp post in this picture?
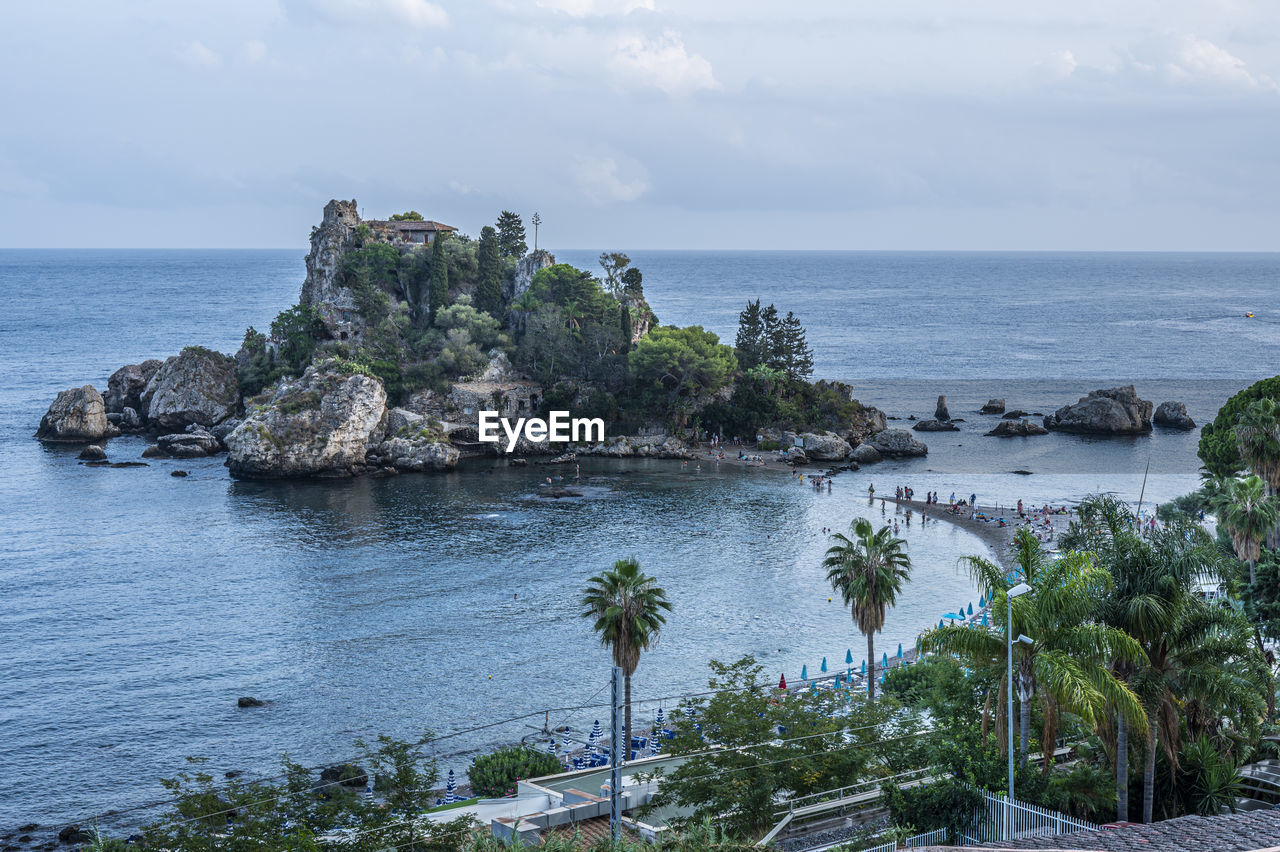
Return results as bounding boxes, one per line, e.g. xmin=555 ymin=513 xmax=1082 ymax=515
xmin=1006 ymin=581 xmax=1033 ymax=840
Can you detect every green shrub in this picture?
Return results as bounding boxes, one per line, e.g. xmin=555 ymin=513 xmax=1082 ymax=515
xmin=1199 ymin=376 xmax=1280 ymax=477
xmin=468 ymin=746 xmax=562 ymax=799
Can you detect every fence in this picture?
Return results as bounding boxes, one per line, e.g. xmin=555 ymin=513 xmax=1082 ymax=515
xmin=959 ymin=788 xmax=1099 ymax=845
xmin=821 ymin=826 xmax=948 ymax=852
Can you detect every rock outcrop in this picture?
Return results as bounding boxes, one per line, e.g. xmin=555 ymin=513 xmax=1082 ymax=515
xmin=797 ymin=431 xmax=852 ymax=461
xmin=986 ymin=419 xmax=1049 ymax=437
xmin=301 ymin=199 xmax=361 ymax=340
xmin=77 ymin=445 xmax=107 ymax=460
xmin=580 ymin=435 xmax=693 ymax=459
xmin=935 ymin=395 xmax=950 ymax=421
xmin=867 ymin=429 xmax=928 ymax=457
xmin=1043 ymin=386 xmax=1153 ymax=435
xmin=981 ymin=399 xmax=1006 ymax=414
xmin=368 ymin=435 xmax=460 ymax=472
xmin=912 ymin=419 xmax=959 ymax=432
xmin=851 ymin=443 xmax=883 ymax=464
xmin=37 ymin=386 xmax=112 ymax=442
xmin=226 ymin=360 xmax=387 ymax=479
xmin=1154 ymin=401 xmax=1196 ymax=431
xmin=105 ymin=360 xmax=162 ymax=414
xmin=157 ymin=429 xmax=222 ymax=458
xmin=506 ymin=249 xmax=555 ymax=304
xmin=1002 ymin=410 xmax=1031 ymax=420
xmin=143 ymin=348 xmax=239 ymax=431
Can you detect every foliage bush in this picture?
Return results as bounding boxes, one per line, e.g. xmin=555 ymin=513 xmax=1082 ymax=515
xmin=1199 ymin=375 xmax=1280 ymax=477
xmin=467 ymin=745 xmax=562 ymax=798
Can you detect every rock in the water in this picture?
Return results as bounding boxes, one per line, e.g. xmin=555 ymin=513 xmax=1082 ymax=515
xmin=935 ymin=395 xmax=950 ymax=421
xmin=237 ymin=696 xmax=266 ymax=708
xmin=783 ymin=446 xmax=808 ymax=464
xmin=580 ymin=435 xmax=693 ymax=459
xmin=798 ymin=431 xmax=852 ymax=460
xmin=37 ymin=386 xmax=109 ymax=443
xmin=320 ymin=764 xmax=369 ymax=788
xmin=141 ymin=444 xmax=166 ymax=459
xmin=980 ymin=399 xmax=1006 ymax=414
xmin=143 ymin=348 xmax=239 ymax=431
xmin=985 ymin=418 xmax=1049 ymax=437
xmin=1154 ymin=401 xmax=1196 ymax=430
xmin=226 ymin=359 xmax=387 ymax=479
xmin=171 ymin=470 xmax=188 ymax=477
xmin=540 ymin=487 xmax=583 ymax=499
xmin=77 ymin=445 xmax=107 ymax=461
xmin=105 ymin=360 xmax=162 ymax=414
xmin=157 ymin=428 xmax=221 ymax=458
xmin=912 ymin=419 xmax=959 ymax=432
xmin=1001 ymin=409 xmax=1031 ymax=419
xmin=209 ymin=418 xmax=241 ymax=447
xmin=57 ymin=826 xmax=91 ymax=845
xmin=867 ymin=429 xmax=928 ymax=457
xmin=851 ymin=443 xmax=883 ymax=464
xmin=369 ymin=435 xmax=460 ymax=472
xmin=1043 ymin=386 xmax=1153 ymax=435
xmin=119 ymin=406 xmax=142 ymax=430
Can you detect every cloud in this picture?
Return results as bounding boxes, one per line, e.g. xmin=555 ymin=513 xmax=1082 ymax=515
xmin=1163 ymin=35 xmax=1276 ymax=91
xmin=175 ymin=41 xmax=221 ymax=69
xmin=573 ymin=155 xmax=648 ymax=204
xmin=289 ymin=0 xmax=448 ymax=29
xmin=610 ymin=29 xmax=719 ymax=95
xmin=536 ymin=0 xmax=654 ymax=15
xmin=241 ymin=40 xmax=268 ymax=64
xmin=1035 ymin=49 xmax=1077 ymax=81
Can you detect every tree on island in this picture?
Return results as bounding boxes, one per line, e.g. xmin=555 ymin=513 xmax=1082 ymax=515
xmin=496 ymin=210 xmax=527 ymax=258
xmin=621 ymin=266 xmax=644 ymax=298
xmin=823 ymin=518 xmax=911 ymax=701
xmin=475 ymin=225 xmax=502 ymax=318
xmin=428 ymin=232 xmax=449 ymax=323
xmin=734 ymin=300 xmax=767 ymax=370
xmin=598 ymin=251 xmax=631 ymax=295
xmin=778 ymin=311 xmax=815 ymax=382
xmin=629 ymin=326 xmax=738 ymax=406
xmin=733 ymin=301 xmax=814 ymax=382
xmin=581 ymin=558 xmax=672 ymax=758
xmin=388 ymin=210 xmax=424 ymax=221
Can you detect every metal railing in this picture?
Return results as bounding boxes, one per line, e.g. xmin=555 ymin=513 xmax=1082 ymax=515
xmin=959 ymin=787 xmax=1098 ymax=844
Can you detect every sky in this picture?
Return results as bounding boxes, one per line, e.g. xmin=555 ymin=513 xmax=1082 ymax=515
xmin=2 ymin=0 xmax=1280 ymax=250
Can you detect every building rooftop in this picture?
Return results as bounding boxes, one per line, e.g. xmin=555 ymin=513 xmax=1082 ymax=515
xmin=367 ymin=219 xmax=457 ymax=232
xmin=977 ymin=809 xmax=1280 ymax=852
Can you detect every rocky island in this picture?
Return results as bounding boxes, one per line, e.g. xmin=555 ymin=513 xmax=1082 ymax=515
xmin=37 ymin=201 xmax=896 ymax=478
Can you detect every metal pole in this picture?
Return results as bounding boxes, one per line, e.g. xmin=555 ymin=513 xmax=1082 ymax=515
xmin=1007 ymin=589 xmax=1014 ymax=841
xmin=610 ymin=665 xmax=623 ymax=841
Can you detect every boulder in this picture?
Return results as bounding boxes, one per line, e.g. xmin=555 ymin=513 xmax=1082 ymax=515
xmin=867 ymin=429 xmax=928 ymax=457
xmin=226 ymin=360 xmax=387 ymax=479
xmin=798 ymin=431 xmax=852 ymax=461
xmin=935 ymin=395 xmax=950 ymax=421
xmin=209 ymin=418 xmax=242 ymax=447
xmin=141 ymin=444 xmax=166 ymax=459
xmin=142 ymin=348 xmax=239 ymax=431
xmin=783 ymin=446 xmax=808 ymax=464
xmin=104 ymin=360 xmax=162 ymax=414
xmin=320 ymin=764 xmax=369 ymax=789
xmin=237 ymin=696 xmax=266 ymax=708
xmin=851 ymin=443 xmax=882 ymax=464
xmin=912 ymin=419 xmax=959 ymax=432
xmin=37 ymin=386 xmax=110 ymax=443
xmin=77 ymin=445 xmax=107 ymax=461
xmin=1154 ymin=401 xmax=1196 ymax=431
xmin=369 ymin=436 xmax=460 ymax=472
xmin=1043 ymin=386 xmax=1153 ymax=435
xmin=157 ymin=429 xmax=221 ymax=458
xmin=985 ymin=419 xmax=1049 ymax=437
xmin=384 ymin=407 xmax=425 ymax=438
xmin=980 ymin=399 xmax=1005 ymax=414
xmin=581 ymin=436 xmax=692 ymax=459
xmin=1002 ymin=410 xmax=1031 ymax=420
xmin=57 ymin=826 xmax=91 ymax=845
xmin=120 ymin=406 xmax=143 ymax=430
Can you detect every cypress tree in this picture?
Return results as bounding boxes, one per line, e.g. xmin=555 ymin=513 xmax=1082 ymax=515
xmin=428 ymin=234 xmax=450 ymax=324
xmin=735 ymin=299 xmax=766 ymax=370
xmin=476 ymin=225 xmax=502 ymax=318
xmin=620 ymin=305 xmax=633 ymax=344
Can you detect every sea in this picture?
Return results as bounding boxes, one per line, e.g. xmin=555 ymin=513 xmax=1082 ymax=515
xmin=1 ymin=248 xmax=1278 ymax=833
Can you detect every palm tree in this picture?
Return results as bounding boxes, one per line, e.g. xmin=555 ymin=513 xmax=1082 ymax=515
xmin=1068 ymin=497 xmax=1269 ymax=823
xmin=823 ymin=518 xmax=911 ymax=700
xmin=923 ymin=528 xmax=1147 ymax=771
xmin=581 ymin=558 xmax=672 ymax=755
xmin=1211 ymin=475 xmax=1279 ymax=584
xmin=1236 ymin=399 xmax=1280 ymax=550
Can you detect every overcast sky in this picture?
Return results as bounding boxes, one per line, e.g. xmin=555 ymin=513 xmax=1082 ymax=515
xmin=3 ymin=1 xmax=1280 ymax=250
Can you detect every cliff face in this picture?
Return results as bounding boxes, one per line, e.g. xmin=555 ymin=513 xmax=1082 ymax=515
xmin=301 ymin=199 xmax=360 ymax=341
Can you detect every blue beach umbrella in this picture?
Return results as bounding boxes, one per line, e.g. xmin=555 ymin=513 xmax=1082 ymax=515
xmin=655 ymin=707 xmax=665 ymax=730
xmin=981 ymin=613 xmax=989 ymax=627
xmin=968 ymin=603 xmax=974 ymax=616
xmin=445 ymin=769 xmax=458 ymax=803
xmin=939 ymin=619 xmax=945 ymax=628
xmin=801 ymin=664 xmax=808 ymax=680
xmin=861 ymin=660 xmax=866 ymax=676
xmin=820 ymin=657 xmax=828 ymax=673
xmin=979 ymin=594 xmax=986 ymax=608
xmin=548 ymin=739 xmax=557 ymax=755
xmin=882 ymin=652 xmax=888 ymax=669
xmin=897 ymin=643 xmax=903 ymax=658
xmin=846 ymin=649 xmax=854 ymax=665
xmin=589 ymin=720 xmax=603 ymax=754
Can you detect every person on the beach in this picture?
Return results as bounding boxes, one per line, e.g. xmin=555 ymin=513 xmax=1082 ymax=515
xmin=893 ymin=520 xmax=899 ymax=535
xmin=970 ymin=493 xmax=977 ymax=508
xmin=868 ymin=483 xmax=875 ymax=498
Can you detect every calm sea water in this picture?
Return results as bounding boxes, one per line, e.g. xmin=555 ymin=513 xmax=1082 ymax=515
xmin=1 ymin=249 xmax=1277 ymax=831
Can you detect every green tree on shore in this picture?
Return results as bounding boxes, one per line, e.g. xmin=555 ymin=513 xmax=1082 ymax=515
xmin=1211 ymin=475 xmax=1278 ymax=585
xmin=823 ymin=518 xmax=911 ymax=700
xmin=496 ymin=211 xmax=527 ymax=258
xmin=475 ymin=226 xmax=502 ymax=318
xmin=581 ymin=558 xmax=672 ymax=756
xmin=428 ymin=232 xmax=450 ymax=324
xmin=734 ymin=300 xmax=767 ymax=370
xmin=1198 ymin=376 xmax=1280 ymax=478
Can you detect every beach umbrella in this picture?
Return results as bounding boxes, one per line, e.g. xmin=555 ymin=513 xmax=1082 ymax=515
xmin=548 ymin=739 xmax=557 ymax=755
xmin=589 ymin=720 xmax=603 ymax=754
xmin=979 ymin=594 xmax=986 ymax=608
xmin=649 ymin=737 xmax=659 ymax=756
xmin=820 ymin=657 xmax=828 ymax=673
xmin=445 ymin=769 xmax=458 ymax=803
xmin=981 ymin=613 xmax=989 ymax=627
xmin=939 ymin=619 xmax=945 ymax=628
xmin=778 ymin=673 xmax=787 ymax=690
xmin=655 ymin=707 xmax=665 ymax=731
xmin=801 ymin=664 xmax=808 ymax=680
xmin=967 ymin=603 xmax=974 ymax=616
xmin=897 ymin=643 xmax=903 ymax=658
xmin=861 ymin=660 xmax=866 ymax=676
xmin=882 ymin=652 xmax=889 ymax=669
